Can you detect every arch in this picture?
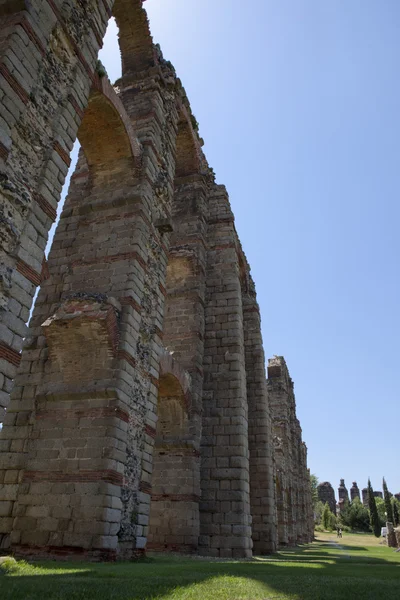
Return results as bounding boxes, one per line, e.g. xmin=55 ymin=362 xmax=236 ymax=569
xmin=175 ymin=107 xmax=202 ymax=179
xmin=147 ymin=368 xmax=199 ymax=552
xmin=156 ymin=372 xmax=189 ymax=442
xmin=159 ymin=349 xmax=191 ymax=408
xmin=78 ymin=75 xmax=141 ymax=170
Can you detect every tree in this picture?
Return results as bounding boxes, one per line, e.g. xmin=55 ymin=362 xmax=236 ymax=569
xmin=339 ymin=498 xmax=370 ymax=532
xmin=375 ymin=497 xmax=387 ymax=527
xmin=383 ymin=477 xmax=394 ymax=524
xmin=310 ymin=474 xmax=319 ymax=509
xmin=322 ymin=502 xmax=331 ymax=530
xmin=368 ymin=479 xmax=381 ymax=537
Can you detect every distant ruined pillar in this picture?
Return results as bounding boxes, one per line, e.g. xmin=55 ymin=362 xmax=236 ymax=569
xmin=317 ymin=482 xmax=336 ymax=515
xmin=350 ymin=482 xmax=360 ymax=502
xmin=338 ymin=479 xmax=349 ymax=512
xmin=362 ymin=488 xmax=369 ymax=506
xmin=267 ymin=356 xmax=313 ymax=546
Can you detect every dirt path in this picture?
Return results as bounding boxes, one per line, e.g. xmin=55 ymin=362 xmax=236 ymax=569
xmin=329 ymin=538 xmax=351 ymax=559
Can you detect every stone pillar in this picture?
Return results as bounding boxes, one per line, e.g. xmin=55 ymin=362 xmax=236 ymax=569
xmin=147 ymin=355 xmax=198 ymax=553
xmin=387 ymin=522 xmax=397 ymax=548
xmin=362 ymin=488 xmax=368 ymax=506
xmin=0 ymin=7 xmax=184 ymax=555
xmin=350 ymin=481 xmax=360 ymax=502
xmin=267 ymin=359 xmax=291 ymax=546
xmin=0 ymin=1 xmax=111 ymax=423
xmin=147 ymin=132 xmax=209 ymax=552
xmin=200 ymin=185 xmax=252 ymax=558
xmin=317 ymin=482 xmax=336 ymax=514
xmin=338 ymin=479 xmax=349 ymax=512
xmin=243 ymin=277 xmax=276 ymax=554
xmin=267 ymin=356 xmax=313 ymax=547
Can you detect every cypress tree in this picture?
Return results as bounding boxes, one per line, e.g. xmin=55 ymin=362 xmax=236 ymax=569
xmin=383 ymin=477 xmax=394 ymax=523
xmin=368 ymin=479 xmax=381 ymax=537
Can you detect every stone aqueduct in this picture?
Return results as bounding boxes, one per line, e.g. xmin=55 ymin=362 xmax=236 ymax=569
xmin=0 ymin=0 xmax=313 ymax=559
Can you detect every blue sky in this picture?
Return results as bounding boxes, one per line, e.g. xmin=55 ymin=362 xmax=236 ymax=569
xmin=59 ymin=0 xmax=400 ymax=499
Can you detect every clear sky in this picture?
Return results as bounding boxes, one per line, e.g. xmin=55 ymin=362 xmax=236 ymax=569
xmin=59 ymin=0 xmax=400 ymax=499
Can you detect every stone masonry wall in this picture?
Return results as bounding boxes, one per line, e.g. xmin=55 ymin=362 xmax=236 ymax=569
xmin=267 ymin=356 xmax=314 ymax=545
xmin=0 ymin=0 xmax=312 ymax=558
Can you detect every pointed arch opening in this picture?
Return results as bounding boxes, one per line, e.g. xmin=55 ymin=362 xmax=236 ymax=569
xmin=148 ymin=366 xmax=199 ymax=553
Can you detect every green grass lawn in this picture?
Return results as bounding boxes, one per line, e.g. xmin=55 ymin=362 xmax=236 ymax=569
xmin=1 ymin=532 xmax=399 ymax=600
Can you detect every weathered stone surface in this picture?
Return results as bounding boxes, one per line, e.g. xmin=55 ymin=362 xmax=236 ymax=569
xmin=0 ymin=0 xmax=312 ymax=559
xmin=338 ymin=479 xmax=349 ymax=512
xmin=267 ymin=357 xmax=313 ymax=546
xmin=318 ymin=482 xmax=336 ymax=515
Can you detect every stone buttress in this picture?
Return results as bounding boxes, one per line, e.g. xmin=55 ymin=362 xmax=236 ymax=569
xmin=267 ymin=356 xmax=313 ymax=545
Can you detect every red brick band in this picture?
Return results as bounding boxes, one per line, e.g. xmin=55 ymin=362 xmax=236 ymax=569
xmin=0 ymin=342 xmax=21 ymax=367
xmin=118 ymin=349 xmax=136 ymax=369
xmin=68 ymin=93 xmax=84 ymax=121
xmin=169 ymin=236 xmax=207 ymax=251
xmin=166 ymin=290 xmax=205 ymax=308
xmin=53 ymin=140 xmax=71 ymax=167
xmin=70 ymin=170 xmax=89 ymax=181
xmin=0 ymin=62 xmax=28 ymax=104
xmin=208 ymin=217 xmax=235 ymax=225
xmin=209 ymin=243 xmax=236 ymax=251
xmin=13 ymin=544 xmax=119 ymax=561
xmin=134 ymin=109 xmax=163 ymax=128
xmin=19 ymin=16 xmax=46 ymax=56
xmin=16 ymin=259 xmax=41 ymax=286
xmin=34 ymin=193 xmax=57 ymax=222
xmin=101 ymin=0 xmax=113 ymax=17
xmin=0 ymin=140 xmax=9 ymax=160
xmin=151 ymin=494 xmax=200 ymax=503
xmin=155 ymin=446 xmax=200 ymax=457
xmin=120 ymin=296 xmax=142 ymax=314
xmin=159 ymin=283 xmax=167 ymax=297
xmin=72 ymin=251 xmax=147 ymax=270
xmin=41 ymin=258 xmax=50 ymax=283
xmin=150 ymin=374 xmax=159 ymax=388
xmin=243 ymin=305 xmax=260 ymax=314
xmin=153 ymin=325 xmax=163 ymax=340
xmin=36 ymin=406 xmax=129 ymax=423
xmin=23 ymin=469 xmax=123 ymax=485
xmin=139 ymin=480 xmax=152 ymax=494
xmin=145 ymin=424 xmax=156 ymax=439
xmin=165 ymin=331 xmax=203 ymax=342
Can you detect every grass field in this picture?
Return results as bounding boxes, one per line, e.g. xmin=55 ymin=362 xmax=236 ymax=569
xmin=1 ymin=532 xmax=399 ymax=600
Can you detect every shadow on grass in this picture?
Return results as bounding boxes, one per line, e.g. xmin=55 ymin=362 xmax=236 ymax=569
xmin=2 ymin=543 xmax=400 ymax=600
